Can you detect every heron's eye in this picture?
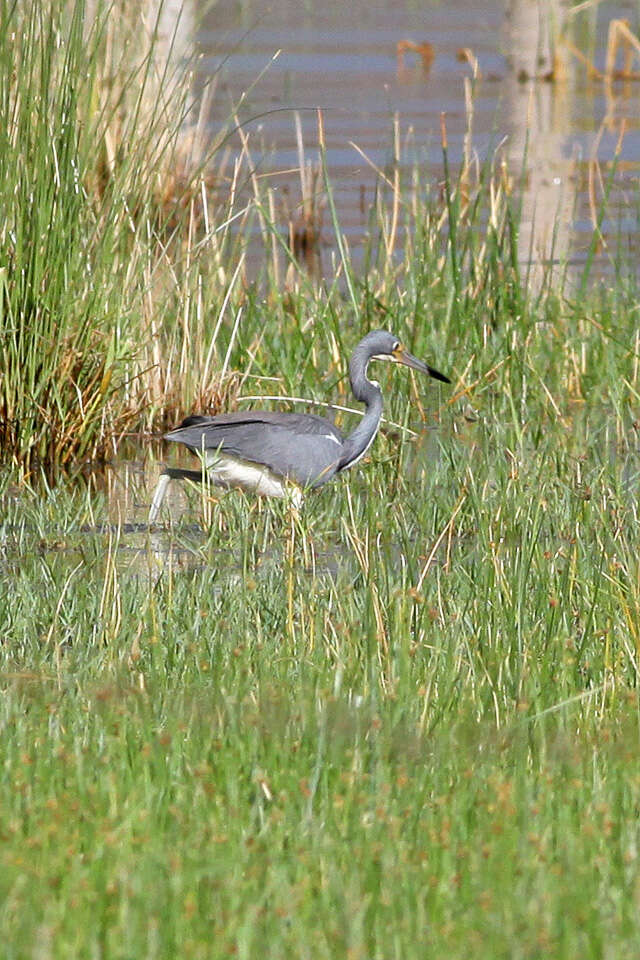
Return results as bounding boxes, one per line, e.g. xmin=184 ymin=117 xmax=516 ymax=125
xmin=392 ymin=341 xmax=400 ymax=352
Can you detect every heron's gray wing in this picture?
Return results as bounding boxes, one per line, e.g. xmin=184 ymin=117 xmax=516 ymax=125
xmin=164 ymin=412 xmax=345 ymax=487
xmin=172 ymin=411 xmax=343 ymax=439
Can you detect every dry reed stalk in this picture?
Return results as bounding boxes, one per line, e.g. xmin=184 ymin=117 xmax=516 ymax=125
xmin=213 ymin=157 xmax=243 ymax=285
xmin=197 ymin=254 xmax=245 ymax=399
xmin=416 ymin=492 xmax=467 ymax=591
xmin=588 ymin=117 xmax=626 ymax=248
xmin=456 ymin=47 xmax=480 ymax=80
xmin=268 ymin=188 xmax=281 ymax=286
xmin=563 ymin=17 xmax=640 ymax=88
xmin=235 ymin=119 xmax=269 ymax=246
xmin=462 ymin=77 xmax=474 ymax=179
xmin=279 ymin=111 xmax=323 ymax=287
xmin=605 ymin=19 xmax=640 ymax=80
xmin=179 ymin=201 xmax=196 ymax=379
xmin=562 ymin=39 xmax=604 ymax=80
xmin=396 ymin=39 xmax=435 ymax=78
xmin=568 ymin=0 xmax=605 ymax=14
xmin=382 ymin=114 xmax=401 ymax=268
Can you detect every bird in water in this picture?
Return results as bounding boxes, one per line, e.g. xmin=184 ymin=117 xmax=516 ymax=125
xmin=149 ymin=329 xmax=450 ymax=522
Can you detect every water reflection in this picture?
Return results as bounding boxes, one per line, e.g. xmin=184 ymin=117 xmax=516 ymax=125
xmin=82 ymin=459 xmax=362 ymax=586
xmin=93 ymin=459 xmax=208 ymax=580
xmin=87 ymin=0 xmax=640 ymax=282
xmin=192 ymin=0 xmax=640 ymax=280
xmin=503 ymin=0 xmax=574 ymax=288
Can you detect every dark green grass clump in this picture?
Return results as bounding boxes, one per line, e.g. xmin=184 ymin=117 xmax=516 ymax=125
xmin=0 ymin=0 xmax=224 ymax=478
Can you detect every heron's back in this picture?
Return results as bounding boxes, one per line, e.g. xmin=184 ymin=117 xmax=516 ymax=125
xmin=164 ymin=411 xmax=345 ymax=488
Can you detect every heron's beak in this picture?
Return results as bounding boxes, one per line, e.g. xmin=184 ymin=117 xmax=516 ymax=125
xmin=393 ymin=346 xmax=451 ymax=384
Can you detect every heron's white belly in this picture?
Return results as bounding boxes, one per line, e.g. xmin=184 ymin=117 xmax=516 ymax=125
xmin=205 ymin=453 xmax=302 ymax=505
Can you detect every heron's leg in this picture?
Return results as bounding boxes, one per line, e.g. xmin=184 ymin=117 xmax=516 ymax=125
xmin=148 ymin=474 xmax=170 ymax=523
xmin=285 ymin=502 xmax=296 ymax=642
xmin=148 ymin=468 xmax=205 ymax=523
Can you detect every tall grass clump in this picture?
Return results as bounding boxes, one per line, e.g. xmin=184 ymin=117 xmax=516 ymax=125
xmin=0 ymin=0 xmax=239 ymax=479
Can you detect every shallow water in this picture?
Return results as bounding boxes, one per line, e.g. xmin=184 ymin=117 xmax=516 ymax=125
xmin=0 ymin=457 xmax=361 ymax=587
xmin=186 ymin=0 xmax=640 ymax=279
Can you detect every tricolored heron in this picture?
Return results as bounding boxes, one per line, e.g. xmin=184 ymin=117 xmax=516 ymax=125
xmin=149 ymin=329 xmax=450 ymax=522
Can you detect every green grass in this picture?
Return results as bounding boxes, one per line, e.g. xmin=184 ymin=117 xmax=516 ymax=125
xmin=2 ymin=274 xmax=640 ymax=956
xmin=2 ymin=1 xmax=640 ymax=957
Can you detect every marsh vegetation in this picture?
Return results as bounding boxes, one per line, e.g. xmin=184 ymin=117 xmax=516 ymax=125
xmin=1 ymin=1 xmax=640 ymax=957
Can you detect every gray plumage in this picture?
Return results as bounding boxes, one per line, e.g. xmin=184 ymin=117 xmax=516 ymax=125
xmin=165 ymin=410 xmax=345 ymax=488
xmin=149 ymin=329 xmax=450 ymax=521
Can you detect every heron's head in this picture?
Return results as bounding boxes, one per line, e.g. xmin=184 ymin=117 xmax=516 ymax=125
xmin=358 ymin=330 xmax=451 ymax=384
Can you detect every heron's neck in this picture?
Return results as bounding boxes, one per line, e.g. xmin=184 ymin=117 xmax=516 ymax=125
xmin=338 ymin=368 xmax=383 ymax=471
